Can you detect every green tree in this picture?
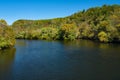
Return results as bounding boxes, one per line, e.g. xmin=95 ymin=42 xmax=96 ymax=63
xmin=98 ymin=31 xmax=109 ymax=42
xmin=39 ymin=27 xmax=59 ymax=40
xmin=0 ymin=21 xmax=15 ymax=49
xmin=59 ymin=24 xmax=78 ymax=40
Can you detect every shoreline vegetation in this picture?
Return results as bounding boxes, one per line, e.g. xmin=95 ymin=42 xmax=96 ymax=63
xmin=0 ymin=20 xmax=15 ymax=50
xmin=0 ymin=4 xmax=120 ymax=49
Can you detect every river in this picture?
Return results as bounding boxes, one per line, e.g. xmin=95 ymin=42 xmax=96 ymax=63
xmin=0 ymin=40 xmax=120 ymax=80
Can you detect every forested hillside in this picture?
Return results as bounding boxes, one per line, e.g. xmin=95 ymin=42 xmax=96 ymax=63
xmin=0 ymin=20 xmax=15 ymax=49
xmin=10 ymin=5 xmax=120 ymax=42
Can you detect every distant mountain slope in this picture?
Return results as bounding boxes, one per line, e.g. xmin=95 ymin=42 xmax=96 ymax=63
xmin=12 ymin=4 xmax=120 ymax=42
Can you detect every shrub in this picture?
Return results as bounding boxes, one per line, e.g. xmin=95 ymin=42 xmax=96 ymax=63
xmin=39 ymin=27 xmax=59 ymax=40
xmin=59 ymin=24 xmax=78 ymax=40
xmin=98 ymin=31 xmax=109 ymax=42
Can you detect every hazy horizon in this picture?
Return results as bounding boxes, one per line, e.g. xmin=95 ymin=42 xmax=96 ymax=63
xmin=0 ymin=0 xmax=120 ymax=25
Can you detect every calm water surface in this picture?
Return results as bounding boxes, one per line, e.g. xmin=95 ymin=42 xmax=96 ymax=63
xmin=0 ymin=40 xmax=120 ymax=80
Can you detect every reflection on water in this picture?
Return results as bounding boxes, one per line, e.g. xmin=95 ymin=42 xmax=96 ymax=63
xmin=62 ymin=40 xmax=120 ymax=80
xmin=63 ymin=40 xmax=120 ymax=60
xmin=0 ymin=48 xmax=16 ymax=80
xmin=0 ymin=39 xmax=120 ymax=80
xmin=62 ymin=39 xmax=118 ymax=48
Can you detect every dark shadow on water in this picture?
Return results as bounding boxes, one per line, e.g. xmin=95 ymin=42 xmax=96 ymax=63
xmin=0 ymin=48 xmax=16 ymax=80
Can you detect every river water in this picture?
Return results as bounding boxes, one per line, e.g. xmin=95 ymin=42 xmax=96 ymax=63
xmin=0 ymin=40 xmax=120 ymax=80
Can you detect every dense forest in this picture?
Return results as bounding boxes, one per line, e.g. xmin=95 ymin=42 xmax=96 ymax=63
xmin=0 ymin=4 xmax=120 ymax=49
xmin=12 ymin=5 xmax=120 ymax=42
xmin=0 ymin=20 xmax=15 ymax=49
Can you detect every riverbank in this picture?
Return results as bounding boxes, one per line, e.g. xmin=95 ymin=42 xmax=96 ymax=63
xmin=0 ymin=20 xmax=16 ymax=50
xmin=12 ymin=5 xmax=120 ymax=43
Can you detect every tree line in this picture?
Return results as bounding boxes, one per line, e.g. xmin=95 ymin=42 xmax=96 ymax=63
xmin=0 ymin=4 xmax=120 ymax=49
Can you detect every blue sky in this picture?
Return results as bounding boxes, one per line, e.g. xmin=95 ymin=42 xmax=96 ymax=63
xmin=0 ymin=0 xmax=120 ymax=25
